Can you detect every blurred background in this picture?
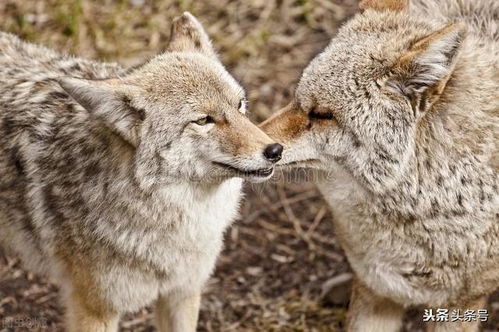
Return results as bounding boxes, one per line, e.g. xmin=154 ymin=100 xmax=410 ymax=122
xmin=0 ymin=0 xmax=497 ymax=331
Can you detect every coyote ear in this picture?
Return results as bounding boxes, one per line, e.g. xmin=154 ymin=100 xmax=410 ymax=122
xmin=167 ymin=12 xmax=217 ymax=59
xmin=359 ymin=0 xmax=408 ymax=12
xmin=58 ymin=77 xmax=145 ymax=146
xmin=386 ymin=23 xmax=466 ymax=113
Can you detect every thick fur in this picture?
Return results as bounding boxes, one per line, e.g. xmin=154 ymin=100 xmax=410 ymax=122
xmin=261 ymin=0 xmax=498 ymax=331
xmin=0 ymin=12 xmax=279 ymax=332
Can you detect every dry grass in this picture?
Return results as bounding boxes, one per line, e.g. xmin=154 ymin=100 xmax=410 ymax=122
xmin=0 ymin=0 xmax=497 ymax=331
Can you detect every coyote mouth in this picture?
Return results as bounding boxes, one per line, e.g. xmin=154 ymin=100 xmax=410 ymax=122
xmin=278 ymin=159 xmax=321 ymax=168
xmin=213 ymin=162 xmax=274 ymax=177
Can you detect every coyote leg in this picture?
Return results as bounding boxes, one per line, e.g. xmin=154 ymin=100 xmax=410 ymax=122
xmin=156 ymin=291 xmax=201 ymax=332
xmin=64 ymin=289 xmax=119 ymax=332
xmin=346 ymin=279 xmax=405 ymax=332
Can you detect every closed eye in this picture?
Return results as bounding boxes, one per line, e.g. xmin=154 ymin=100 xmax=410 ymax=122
xmin=193 ymin=115 xmax=215 ymax=126
xmin=308 ymin=108 xmax=334 ymax=120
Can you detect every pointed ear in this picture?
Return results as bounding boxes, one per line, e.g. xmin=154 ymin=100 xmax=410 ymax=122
xmin=58 ymin=77 xmax=145 ymax=146
xmin=359 ymin=0 xmax=408 ymax=12
xmin=167 ymin=12 xmax=217 ymax=59
xmin=386 ymin=23 xmax=467 ymax=112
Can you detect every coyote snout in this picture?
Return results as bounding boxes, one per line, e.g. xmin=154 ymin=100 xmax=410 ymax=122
xmin=203 ymin=105 xmax=283 ymax=182
xmin=260 ymin=102 xmax=323 ymax=169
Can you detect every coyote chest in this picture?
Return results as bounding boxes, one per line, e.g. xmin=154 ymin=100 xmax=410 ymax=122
xmin=317 ymin=168 xmax=498 ymax=307
xmin=317 ymin=175 xmax=434 ymax=305
xmin=157 ymin=178 xmax=243 ymax=249
xmin=156 ymin=178 xmax=243 ymax=283
xmin=92 ymin=179 xmax=244 ymax=312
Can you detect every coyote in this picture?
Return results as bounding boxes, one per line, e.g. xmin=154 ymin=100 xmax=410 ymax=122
xmin=261 ymin=0 xmax=498 ymax=331
xmin=0 ymin=12 xmax=283 ymax=332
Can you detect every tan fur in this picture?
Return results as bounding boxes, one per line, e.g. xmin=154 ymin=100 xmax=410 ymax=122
xmin=261 ymin=0 xmax=498 ymax=331
xmin=259 ymin=103 xmax=310 ymax=141
xmin=360 ymin=0 xmax=408 ymax=12
xmin=347 ymin=280 xmax=405 ymax=332
xmin=167 ymin=13 xmax=217 ymax=59
xmin=65 ymin=288 xmax=119 ymax=332
xmin=155 ymin=293 xmax=201 ymax=332
xmin=217 ymin=112 xmax=274 ymax=155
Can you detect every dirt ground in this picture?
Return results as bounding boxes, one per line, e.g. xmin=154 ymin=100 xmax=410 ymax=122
xmin=0 ymin=0 xmax=497 ymax=331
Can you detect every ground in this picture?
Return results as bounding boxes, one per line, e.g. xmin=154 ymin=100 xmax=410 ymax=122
xmin=0 ymin=0 xmax=497 ymax=331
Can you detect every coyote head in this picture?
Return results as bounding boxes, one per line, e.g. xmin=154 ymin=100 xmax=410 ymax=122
xmin=261 ymin=0 xmax=466 ymax=193
xmin=59 ymin=13 xmax=283 ymax=188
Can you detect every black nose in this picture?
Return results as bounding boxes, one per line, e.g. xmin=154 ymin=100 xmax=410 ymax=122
xmin=263 ymin=143 xmax=283 ymax=162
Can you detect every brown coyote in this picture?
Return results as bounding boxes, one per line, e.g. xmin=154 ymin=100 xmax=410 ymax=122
xmin=261 ymin=0 xmax=498 ymax=331
xmin=0 ymin=12 xmax=282 ymax=332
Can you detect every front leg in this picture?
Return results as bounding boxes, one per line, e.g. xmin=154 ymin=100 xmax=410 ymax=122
xmin=347 ymin=279 xmax=406 ymax=332
xmin=62 ymin=281 xmax=119 ymax=332
xmin=155 ymin=291 xmax=201 ymax=332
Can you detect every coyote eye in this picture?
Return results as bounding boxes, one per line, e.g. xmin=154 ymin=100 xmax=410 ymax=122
xmin=194 ymin=115 xmax=215 ymax=126
xmin=308 ymin=107 xmax=334 ymax=120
